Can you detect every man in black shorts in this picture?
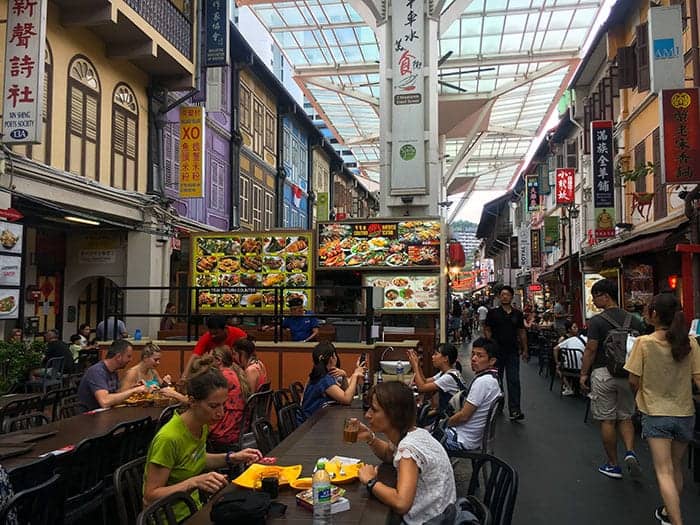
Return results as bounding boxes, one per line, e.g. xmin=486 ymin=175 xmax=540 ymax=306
xmin=484 ymin=286 xmax=528 ymax=420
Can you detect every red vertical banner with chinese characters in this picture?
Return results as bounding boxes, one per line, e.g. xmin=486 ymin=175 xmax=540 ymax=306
xmin=2 ymin=0 xmax=48 ymax=144
xmin=179 ymin=106 xmax=205 ymax=198
xmin=555 ymin=168 xmax=575 ymax=204
xmin=661 ymin=88 xmax=700 ymax=184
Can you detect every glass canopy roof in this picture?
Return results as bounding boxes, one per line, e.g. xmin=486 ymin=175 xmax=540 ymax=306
xmin=243 ymin=0 xmax=603 ymax=197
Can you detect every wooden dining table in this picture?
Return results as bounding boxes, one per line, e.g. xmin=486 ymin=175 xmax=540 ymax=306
xmin=187 ymin=406 xmax=400 ymax=524
xmin=0 ymin=404 xmax=166 ymax=469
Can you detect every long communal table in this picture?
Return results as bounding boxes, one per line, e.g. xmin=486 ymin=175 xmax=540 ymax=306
xmin=187 ymin=406 xmax=400 ymax=524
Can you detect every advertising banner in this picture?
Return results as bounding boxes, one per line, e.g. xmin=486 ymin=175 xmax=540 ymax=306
xmin=364 ymin=274 xmax=439 ymax=310
xmin=318 ymin=220 xmax=440 ymax=270
xmin=191 ymin=232 xmax=314 ymax=313
xmin=509 ymin=236 xmax=519 ymax=269
xmin=526 ymin=175 xmax=540 ymax=212
xmin=530 ymin=229 xmax=542 ymax=268
xmin=390 ymin=0 xmax=426 ymax=194
xmin=555 ymin=168 xmax=575 ymax=205
xmin=205 ymin=0 xmax=230 ymax=67
xmin=591 ymin=121 xmax=615 ymax=239
xmin=179 ymin=106 xmax=205 ymax=198
xmin=648 ymin=5 xmax=684 ymax=93
xmin=519 ymin=225 xmax=531 ymax=269
xmin=2 ymin=0 xmax=48 ymax=144
xmin=316 ymin=192 xmax=329 ymax=222
xmin=544 ymin=216 xmax=560 ymax=247
xmin=661 ymin=88 xmax=700 ymax=184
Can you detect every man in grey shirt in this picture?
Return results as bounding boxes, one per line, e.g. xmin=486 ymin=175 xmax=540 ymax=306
xmin=96 ymin=316 xmax=127 ymax=341
xmin=77 ymin=340 xmax=146 ymax=411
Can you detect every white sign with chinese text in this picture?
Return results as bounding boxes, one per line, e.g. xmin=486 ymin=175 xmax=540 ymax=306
xmin=390 ymin=0 xmax=426 ymax=194
xmin=79 ymin=249 xmax=117 ymax=264
xmin=2 ymin=0 xmax=47 ymax=144
xmin=648 ymin=5 xmax=684 ymax=94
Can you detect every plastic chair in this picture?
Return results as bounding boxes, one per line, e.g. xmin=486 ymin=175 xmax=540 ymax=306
xmin=114 ymin=456 xmax=146 ymax=525
xmin=41 ymin=388 xmax=64 ymax=422
xmin=7 ymin=454 xmax=56 ymax=494
xmin=277 ymin=403 xmax=302 ymax=440
xmin=1 ymin=411 xmax=49 ymax=433
xmin=273 ymin=388 xmax=295 ymax=422
xmin=447 ymin=450 xmax=518 ymax=525
xmin=25 ymin=356 xmax=65 ymax=393
xmin=0 ymin=473 xmax=63 ymax=525
xmin=549 ymin=348 xmax=584 ymax=395
xmin=289 ymin=381 xmax=305 ymax=404
xmin=479 ymin=395 xmax=505 ymax=455
xmin=107 ymin=416 xmax=155 ymax=468
xmin=136 ymin=491 xmax=198 ymax=525
xmin=253 ymin=418 xmax=280 ymax=455
xmin=155 ymin=403 xmax=182 ymax=431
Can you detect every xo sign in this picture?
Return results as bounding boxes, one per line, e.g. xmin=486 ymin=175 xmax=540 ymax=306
xmin=181 ymin=125 xmax=201 ymax=139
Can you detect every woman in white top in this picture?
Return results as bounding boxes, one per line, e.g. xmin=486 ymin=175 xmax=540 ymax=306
xmin=553 ymin=320 xmax=586 ymax=396
xmin=356 ymin=381 xmax=456 ymax=524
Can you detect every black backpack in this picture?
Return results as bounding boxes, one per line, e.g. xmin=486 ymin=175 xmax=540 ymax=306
xmin=210 ymin=490 xmax=276 ymax=524
xmin=599 ymin=311 xmax=637 ymax=378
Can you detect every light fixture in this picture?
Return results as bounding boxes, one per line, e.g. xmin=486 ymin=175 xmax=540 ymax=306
xmin=64 ymin=215 xmax=100 ymax=226
xmin=667 ymin=274 xmax=679 ymax=290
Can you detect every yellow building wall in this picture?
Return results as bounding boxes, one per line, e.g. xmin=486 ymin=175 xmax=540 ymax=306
xmin=239 ymin=68 xmax=277 ymax=172
xmin=0 ymin=1 xmax=150 ymax=193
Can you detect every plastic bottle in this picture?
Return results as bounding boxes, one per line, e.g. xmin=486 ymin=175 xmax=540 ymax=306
xmin=134 ymin=328 xmax=142 ymax=341
xmin=396 ymin=360 xmax=404 ymax=384
xmin=312 ymin=459 xmax=332 ymax=524
xmin=376 ymin=369 xmax=383 ymax=384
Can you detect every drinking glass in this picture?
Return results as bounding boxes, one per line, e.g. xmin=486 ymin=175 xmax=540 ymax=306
xmin=343 ymin=417 xmax=360 ymax=443
xmin=259 ymin=471 xmax=279 ymax=499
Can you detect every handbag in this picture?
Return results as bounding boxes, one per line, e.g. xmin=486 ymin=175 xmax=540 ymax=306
xmin=210 ymin=489 xmax=284 ymax=524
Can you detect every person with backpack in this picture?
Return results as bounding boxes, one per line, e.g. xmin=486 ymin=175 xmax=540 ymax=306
xmin=408 ymin=343 xmax=465 ymax=418
xmin=443 ymin=338 xmax=501 ymax=451
xmin=625 ymin=293 xmax=700 ymax=525
xmin=579 ymin=278 xmax=643 ymax=479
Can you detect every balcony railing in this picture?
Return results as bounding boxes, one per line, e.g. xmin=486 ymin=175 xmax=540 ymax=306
xmin=125 ymin=0 xmax=193 ymax=60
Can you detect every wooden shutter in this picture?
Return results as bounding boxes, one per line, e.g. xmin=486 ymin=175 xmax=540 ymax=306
xmin=636 ymin=23 xmax=650 ymax=92
xmin=617 ymin=47 xmax=636 ymax=89
xmin=634 ymin=140 xmax=646 ymax=193
xmin=652 ymin=128 xmax=667 ymax=219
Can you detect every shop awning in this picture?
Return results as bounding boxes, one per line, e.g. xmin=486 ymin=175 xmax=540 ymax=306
xmin=538 ymin=256 xmax=572 ymax=282
xmin=602 ymin=232 xmax=671 ymax=261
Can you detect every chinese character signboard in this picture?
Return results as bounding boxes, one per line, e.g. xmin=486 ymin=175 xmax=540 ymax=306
xmin=179 ymin=106 xmax=205 ymax=198
xmin=205 ymin=0 xmax=229 ymax=67
xmin=530 ymin=229 xmax=542 ymax=267
xmin=591 ymin=121 xmax=615 ymax=239
xmin=2 ymin=0 xmax=47 ymax=144
xmin=555 ymin=168 xmax=575 ymax=204
xmin=390 ymin=0 xmax=426 ymax=194
xmin=526 ymin=176 xmax=540 ymax=212
xmin=648 ymin=5 xmax=684 ymax=93
xmin=661 ymin=88 xmax=700 ymax=184
xmin=192 ymin=231 xmax=314 ymax=313
xmin=544 ymin=216 xmax=560 ymax=247
xmin=509 ymin=236 xmax=519 ymax=269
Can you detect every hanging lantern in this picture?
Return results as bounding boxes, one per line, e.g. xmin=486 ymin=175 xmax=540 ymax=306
xmin=667 ymin=274 xmax=679 ymax=290
xmin=448 ymin=240 xmax=466 ymax=268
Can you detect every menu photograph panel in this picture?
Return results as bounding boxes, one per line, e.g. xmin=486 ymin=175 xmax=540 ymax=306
xmin=364 ymin=274 xmax=440 ymax=311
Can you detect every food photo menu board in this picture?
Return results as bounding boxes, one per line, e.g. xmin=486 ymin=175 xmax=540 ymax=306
xmin=191 ymin=231 xmax=313 ymax=313
xmin=318 ymin=220 xmax=441 ymax=269
xmin=0 ymin=221 xmax=22 ymax=320
xmin=364 ymin=274 xmax=440 ymax=311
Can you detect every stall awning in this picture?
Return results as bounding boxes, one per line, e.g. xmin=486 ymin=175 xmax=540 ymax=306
xmin=602 ymin=232 xmax=671 ymax=261
xmin=538 ymin=256 xmax=572 ymax=282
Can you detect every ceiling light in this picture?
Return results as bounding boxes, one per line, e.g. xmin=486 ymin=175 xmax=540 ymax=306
xmin=64 ymin=215 xmax=100 ymax=226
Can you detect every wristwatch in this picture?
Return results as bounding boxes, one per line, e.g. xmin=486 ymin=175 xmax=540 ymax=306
xmin=366 ymin=478 xmax=378 ymax=495
xmin=225 ymin=450 xmax=235 ymax=467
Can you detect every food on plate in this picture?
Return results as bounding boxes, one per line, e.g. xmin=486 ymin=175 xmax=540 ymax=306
xmin=422 ymin=277 xmax=438 ymax=290
xmin=241 ymin=237 xmax=262 ymax=254
xmin=339 ymin=237 xmax=356 ymax=250
xmin=244 ymin=293 xmax=265 ymax=307
xmin=392 ymin=277 xmax=409 ymax=287
xmin=368 ymin=237 xmax=389 ymax=250
xmin=286 ymin=255 xmax=307 ymax=272
xmin=241 ymin=255 xmax=263 ymax=271
xmin=196 ymin=256 xmax=217 ymax=272
xmin=264 ymin=237 xmax=286 ymax=253
xmin=218 ymin=274 xmax=240 ymax=287
xmin=287 ymin=273 xmax=307 ymax=287
xmin=365 ymin=252 xmax=387 ymax=266
xmin=385 ymin=289 xmax=399 ymax=300
xmin=0 ymin=295 xmax=15 ymax=313
xmin=196 ymin=274 xmax=217 ymax=287
xmin=409 ymin=246 xmax=439 ymax=265
xmin=224 ymin=239 xmax=241 ymax=256
xmin=286 ymin=291 xmax=306 ymax=304
xmin=198 ymin=291 xmax=217 ymax=307
xmin=351 ymin=240 xmax=370 ymax=254
xmin=398 ymin=221 xmax=441 ymax=243
xmin=240 ymin=274 xmax=261 ymax=287
xmin=262 ymin=273 xmax=285 ymax=287
xmin=0 ymin=229 xmax=18 ymax=249
xmin=417 ymin=301 xmax=429 ymax=308
xmin=400 ymin=288 xmax=414 ymax=299
xmin=286 ymin=238 xmax=308 ymax=253
xmin=263 ymin=291 xmax=276 ymax=305
xmin=371 ymin=279 xmax=390 ymax=288
xmin=263 ymin=256 xmax=284 ymax=270
xmin=385 ymin=253 xmax=408 ymax=266
xmin=395 ymin=301 xmax=405 ymax=307
xmin=319 ymin=240 xmax=344 ymax=267
xmin=345 ymin=254 xmax=364 ymax=266
xmin=218 ymin=257 xmax=241 ymax=273
xmin=219 ymin=293 xmax=240 ymax=307
xmin=388 ymin=241 xmax=405 ymax=254
xmin=320 ymin=224 xmax=352 ymax=242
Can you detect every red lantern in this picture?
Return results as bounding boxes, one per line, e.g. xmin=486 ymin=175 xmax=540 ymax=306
xmin=667 ymin=274 xmax=679 ymax=290
xmin=448 ymin=240 xmax=465 ymax=268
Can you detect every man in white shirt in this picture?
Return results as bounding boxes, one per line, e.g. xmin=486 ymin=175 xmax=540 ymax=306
xmin=443 ymin=338 xmax=501 ymax=451
xmin=477 ymin=304 xmax=489 ymax=328
xmin=554 ymin=320 xmax=587 ymax=395
xmin=408 ymin=343 xmax=464 ymax=417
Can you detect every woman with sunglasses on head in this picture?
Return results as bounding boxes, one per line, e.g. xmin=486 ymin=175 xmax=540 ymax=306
xmin=625 ymin=293 xmax=700 ymax=525
xmin=120 ymin=343 xmax=187 ymax=402
xmin=299 ymin=342 xmax=365 ymax=421
xmin=355 ymin=381 xmax=456 ymax=524
xmin=143 ymin=358 xmax=262 ymax=522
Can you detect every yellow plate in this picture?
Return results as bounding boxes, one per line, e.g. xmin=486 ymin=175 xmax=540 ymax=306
xmin=289 ymin=477 xmax=313 ymax=490
xmin=232 ymin=464 xmax=303 ymax=489
xmin=325 ymin=461 xmax=361 ymax=484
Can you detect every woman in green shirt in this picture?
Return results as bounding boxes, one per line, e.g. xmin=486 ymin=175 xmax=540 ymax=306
xmin=143 ymin=357 xmax=262 ymax=520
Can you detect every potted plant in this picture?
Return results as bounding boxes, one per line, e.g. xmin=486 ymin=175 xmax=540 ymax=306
xmin=0 ymin=340 xmax=45 ymax=394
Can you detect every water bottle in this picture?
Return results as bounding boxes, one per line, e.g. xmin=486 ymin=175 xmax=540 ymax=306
xmin=396 ymin=360 xmax=405 ymax=384
xmin=312 ymin=459 xmax=332 ymax=524
xmin=376 ymin=369 xmax=383 ymax=384
xmin=134 ymin=328 xmax=142 ymax=341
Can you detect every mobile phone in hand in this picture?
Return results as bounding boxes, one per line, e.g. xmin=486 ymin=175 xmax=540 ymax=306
xmin=359 ymin=352 xmax=367 ymax=366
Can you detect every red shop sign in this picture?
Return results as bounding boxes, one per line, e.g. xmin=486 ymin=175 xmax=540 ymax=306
xmin=555 ymin=168 xmax=575 ymax=205
xmin=661 ymin=88 xmax=700 ymax=185
xmin=528 ymin=284 xmax=543 ymax=292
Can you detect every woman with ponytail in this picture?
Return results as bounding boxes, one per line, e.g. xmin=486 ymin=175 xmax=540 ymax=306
xmin=354 ymin=381 xmax=456 ymax=523
xmin=625 ymin=293 xmax=700 ymax=525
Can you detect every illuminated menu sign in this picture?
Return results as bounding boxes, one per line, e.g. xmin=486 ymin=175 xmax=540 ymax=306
xmin=191 ymin=231 xmax=313 ymax=312
xmin=318 ymin=220 xmax=441 ymax=270
xmin=364 ymin=274 xmax=439 ymax=311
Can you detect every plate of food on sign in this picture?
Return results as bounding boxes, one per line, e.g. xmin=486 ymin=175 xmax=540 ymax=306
xmin=264 ymin=236 xmax=287 ymax=254
xmin=284 ymin=237 xmax=308 ymax=254
xmin=241 ymin=237 xmax=262 ymax=254
xmin=385 ymin=253 xmax=409 ymax=267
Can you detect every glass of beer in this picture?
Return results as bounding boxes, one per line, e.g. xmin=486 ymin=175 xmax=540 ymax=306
xmin=343 ymin=417 xmax=360 ymax=443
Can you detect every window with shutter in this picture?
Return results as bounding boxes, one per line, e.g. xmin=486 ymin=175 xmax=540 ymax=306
xmin=66 ymin=57 xmax=100 ymax=179
xmin=636 ymin=24 xmax=650 ymax=92
xmin=252 ymin=183 xmax=263 ymax=229
xmin=253 ymin=99 xmax=264 ymax=156
xmin=209 ymin=157 xmax=226 ymax=212
xmin=652 ymin=128 xmax=666 ymax=219
xmin=240 ymin=84 xmax=251 ymax=130
xmin=111 ymin=84 xmax=138 ymax=190
xmin=617 ymin=46 xmax=637 ymax=89
xmin=264 ymin=111 xmax=275 ymax=152
xmin=240 ymin=176 xmax=250 ymax=224
xmin=264 ymin=192 xmax=274 ymax=229
xmin=206 ymin=68 xmax=222 ymax=112
xmin=634 ymin=140 xmax=646 ymax=193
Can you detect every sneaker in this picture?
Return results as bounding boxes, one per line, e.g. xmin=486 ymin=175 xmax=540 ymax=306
xmin=509 ymin=411 xmax=525 ymax=421
xmin=624 ymin=451 xmax=642 ymax=479
xmin=598 ymin=463 xmax=623 ymax=479
xmin=654 ymin=506 xmax=671 ymax=525
xmin=562 ymin=387 xmax=575 ymax=396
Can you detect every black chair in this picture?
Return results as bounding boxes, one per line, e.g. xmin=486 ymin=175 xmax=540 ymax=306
xmin=549 ymin=348 xmax=584 ymax=395
xmin=447 ymin=450 xmax=518 ymax=525
xmin=273 ymin=388 xmax=295 ymax=422
xmin=155 ymin=403 xmax=182 ymax=431
xmin=25 ymin=356 xmax=65 ymax=393
xmin=1 ymin=411 xmax=49 ymax=433
xmin=41 ymin=388 xmax=64 ymax=422
xmin=277 ymin=403 xmax=302 ymax=440
xmin=0 ymin=473 xmax=63 ymax=525
xmin=479 ymin=395 xmax=505 ymax=455
xmin=107 ymin=416 xmax=155 ymax=468
xmin=59 ymin=395 xmax=82 ymax=419
xmin=136 ymin=491 xmax=198 ymax=525
xmin=238 ymin=389 xmax=274 ymax=450
xmin=289 ymin=381 xmax=304 ymax=404
xmin=114 ymin=456 xmax=146 ymax=525
xmin=0 ymin=394 xmax=42 ymax=419
xmin=8 ymin=454 xmax=57 ymax=494
xmin=253 ymin=418 xmax=279 ymax=455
